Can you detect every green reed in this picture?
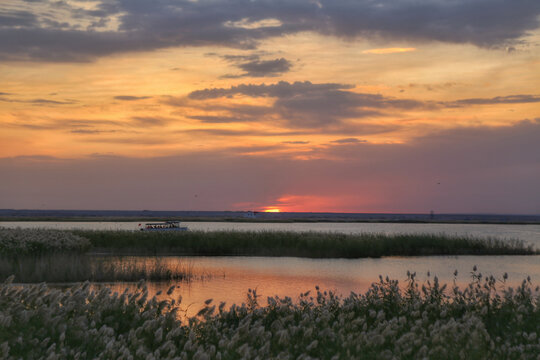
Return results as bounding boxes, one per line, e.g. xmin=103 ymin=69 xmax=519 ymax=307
xmin=78 ymin=230 xmax=537 ymax=257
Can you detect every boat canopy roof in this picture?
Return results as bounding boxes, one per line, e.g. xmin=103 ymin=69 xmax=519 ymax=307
xmin=144 ymin=221 xmax=181 ymax=225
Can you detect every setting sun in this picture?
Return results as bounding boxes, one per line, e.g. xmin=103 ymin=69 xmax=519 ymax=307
xmin=263 ymin=208 xmax=281 ymax=213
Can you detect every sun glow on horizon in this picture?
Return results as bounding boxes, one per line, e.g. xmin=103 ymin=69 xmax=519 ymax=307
xmin=263 ymin=208 xmax=281 ymax=213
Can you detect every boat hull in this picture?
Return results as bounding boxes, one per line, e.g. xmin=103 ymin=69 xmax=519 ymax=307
xmin=141 ymin=227 xmax=188 ymax=232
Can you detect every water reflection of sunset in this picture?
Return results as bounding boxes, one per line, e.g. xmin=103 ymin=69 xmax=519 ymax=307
xmin=101 ymin=255 xmax=540 ymax=319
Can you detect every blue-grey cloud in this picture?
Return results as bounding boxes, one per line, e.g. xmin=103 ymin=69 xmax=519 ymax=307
xmin=29 ymin=98 xmax=75 ymax=105
xmin=226 ymin=57 xmax=292 ymax=77
xmin=114 ymin=95 xmax=152 ymax=101
xmin=0 ymin=97 xmax=75 ymax=105
xmin=178 ymin=128 xmax=305 ymax=137
xmin=0 ymin=10 xmax=38 ymax=27
xmin=2 ymin=0 xmax=539 ymax=61
xmin=330 ymin=138 xmax=366 ymax=144
xmin=282 ymin=140 xmax=310 ymax=144
xmin=187 ymin=115 xmax=255 ymax=123
xmin=183 ymin=81 xmax=540 ymax=130
xmin=188 ymin=81 xmax=354 ymax=99
xmin=71 ymin=129 xmax=117 ymax=134
xmin=186 ymin=81 xmax=422 ymax=128
xmin=5 ymin=118 xmax=124 ymax=131
xmin=131 ymin=116 xmax=168 ymax=126
xmin=445 ymin=94 xmax=540 ymax=107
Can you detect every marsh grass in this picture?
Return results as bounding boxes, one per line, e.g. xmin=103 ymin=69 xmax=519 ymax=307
xmin=78 ymin=230 xmax=538 ymax=257
xmin=0 ymin=270 xmax=538 ymax=359
xmin=0 ymin=228 xmax=89 ymax=255
xmin=0 ymin=255 xmax=194 ymax=283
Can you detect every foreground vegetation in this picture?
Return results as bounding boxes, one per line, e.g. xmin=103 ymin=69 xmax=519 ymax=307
xmin=78 ymin=230 xmax=538 ymax=257
xmin=0 ymin=270 xmax=538 ymax=359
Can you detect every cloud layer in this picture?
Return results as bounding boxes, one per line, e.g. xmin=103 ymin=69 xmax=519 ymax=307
xmin=182 ymin=81 xmax=539 ymax=130
xmin=2 ymin=0 xmax=539 ymax=61
xmin=1 ymin=120 xmax=539 ymax=213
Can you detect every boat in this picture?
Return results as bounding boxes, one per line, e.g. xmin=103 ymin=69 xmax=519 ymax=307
xmin=244 ymin=211 xmax=258 ymax=219
xmin=138 ymin=221 xmax=188 ymax=231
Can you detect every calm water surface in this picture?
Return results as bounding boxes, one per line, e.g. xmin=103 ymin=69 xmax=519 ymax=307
xmin=4 ymin=221 xmax=538 ymax=316
xmin=100 ymin=255 xmax=540 ymax=318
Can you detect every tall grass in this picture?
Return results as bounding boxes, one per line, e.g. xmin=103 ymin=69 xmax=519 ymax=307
xmin=0 ymin=270 xmax=538 ymax=359
xmin=2 ymin=228 xmax=536 ymax=258
xmin=0 ymin=228 xmax=90 ymax=255
xmin=0 ymin=255 xmax=193 ymax=283
xmin=78 ymin=230 xmax=538 ymax=257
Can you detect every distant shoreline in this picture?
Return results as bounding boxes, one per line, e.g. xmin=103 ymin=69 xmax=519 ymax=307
xmin=1 ymin=216 xmax=540 ymax=225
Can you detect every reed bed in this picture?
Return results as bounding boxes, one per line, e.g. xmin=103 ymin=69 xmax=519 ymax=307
xmin=0 ymin=255 xmax=193 ymax=283
xmin=0 ymin=228 xmax=90 ymax=255
xmin=0 ymin=270 xmax=538 ymax=359
xmin=79 ymin=230 xmax=538 ymax=257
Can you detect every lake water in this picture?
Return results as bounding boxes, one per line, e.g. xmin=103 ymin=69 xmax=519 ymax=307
xmin=100 ymin=254 xmax=540 ymax=318
xmin=3 ymin=221 xmax=538 ymax=316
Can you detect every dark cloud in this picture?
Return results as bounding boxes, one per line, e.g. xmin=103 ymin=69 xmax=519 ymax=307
xmin=1 ymin=120 xmax=538 ymax=213
xmin=330 ymin=138 xmax=366 ymax=144
xmin=219 ymin=54 xmax=261 ymax=62
xmin=114 ymin=95 xmax=152 ymax=101
xmin=446 ymin=94 xmax=540 ymax=107
xmin=283 ymin=140 xmax=310 ymax=144
xmin=29 ymin=98 xmax=75 ymax=105
xmin=6 ymin=118 xmax=124 ymax=132
xmin=0 ymin=10 xmax=38 ymax=27
xmin=226 ymin=144 xmax=285 ymax=155
xmin=225 ymin=57 xmax=292 ymax=77
xmin=406 ymin=82 xmax=458 ymax=92
xmin=82 ymin=136 xmax=175 ymax=145
xmin=131 ymin=116 xmax=168 ymax=126
xmin=187 ymin=81 xmax=422 ymax=128
xmin=71 ymin=129 xmax=116 ymax=134
xmin=188 ymin=81 xmax=354 ymax=99
xmin=183 ymin=81 xmax=539 ymax=131
xmin=2 ymin=0 xmax=539 ymax=61
xmin=0 ymin=97 xmax=75 ymax=105
xmin=179 ymin=128 xmax=305 ymax=137
xmin=187 ymin=115 xmax=254 ymax=123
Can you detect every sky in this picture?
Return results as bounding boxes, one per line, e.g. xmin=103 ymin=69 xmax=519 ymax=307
xmin=1 ymin=0 xmax=539 ymax=214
